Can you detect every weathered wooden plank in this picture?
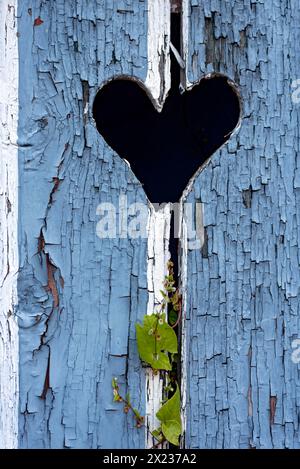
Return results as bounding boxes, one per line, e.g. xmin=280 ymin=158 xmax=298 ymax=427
xmin=16 ymin=0 xmax=170 ymax=449
xmin=182 ymin=0 xmax=300 ymax=449
xmin=146 ymin=204 xmax=172 ymax=447
xmin=0 ymin=0 xmax=19 ymax=449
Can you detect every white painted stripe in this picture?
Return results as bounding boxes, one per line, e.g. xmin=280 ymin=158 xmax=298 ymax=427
xmin=181 ymin=0 xmax=192 ymax=90
xmin=0 ymin=0 xmax=19 ymax=449
xmin=144 ymin=0 xmax=172 ymax=449
xmin=145 ymin=0 xmax=171 ymax=111
xmin=179 ymin=201 xmax=188 ymax=447
xmin=146 ymin=204 xmax=172 ymax=448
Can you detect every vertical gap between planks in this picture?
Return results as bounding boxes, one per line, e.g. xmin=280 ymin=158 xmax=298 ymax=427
xmin=146 ymin=205 xmax=172 ymax=447
xmin=144 ymin=0 xmax=172 ymax=449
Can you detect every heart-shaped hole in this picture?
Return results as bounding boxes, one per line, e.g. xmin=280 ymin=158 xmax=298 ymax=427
xmin=93 ymin=75 xmax=241 ymax=203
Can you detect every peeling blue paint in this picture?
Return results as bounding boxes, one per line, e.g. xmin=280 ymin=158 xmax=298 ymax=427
xmin=10 ymin=0 xmax=300 ymax=450
xmin=17 ymin=0 xmax=149 ymax=449
xmin=184 ymin=0 xmax=300 ymax=449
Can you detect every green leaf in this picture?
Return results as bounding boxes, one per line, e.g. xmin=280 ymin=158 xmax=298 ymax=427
xmin=171 ymin=290 xmax=180 ymax=309
xmin=125 ymin=392 xmax=131 ymax=404
xmin=136 ymin=314 xmax=178 ymax=370
xmin=133 ymin=408 xmax=141 ymax=419
xmin=161 ymin=421 xmax=181 ymax=446
xmin=168 ymin=308 xmax=178 ymax=326
xmin=156 ymin=386 xmax=182 ymax=446
xmin=151 ymin=427 xmax=162 ymax=438
xmin=112 ymin=377 xmax=118 ymax=389
xmin=160 ymin=290 xmax=170 ymax=302
xmin=113 ymin=391 xmax=122 ymax=402
xmin=152 ymin=428 xmax=164 ymax=442
xmin=156 ymin=314 xmax=177 ymax=352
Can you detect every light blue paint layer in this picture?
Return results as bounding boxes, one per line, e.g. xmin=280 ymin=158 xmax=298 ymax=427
xmin=184 ymin=0 xmax=300 ymax=449
xmin=17 ymin=0 xmax=149 ymax=449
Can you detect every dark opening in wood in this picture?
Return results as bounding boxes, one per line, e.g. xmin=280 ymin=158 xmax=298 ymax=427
xmin=93 ymin=13 xmax=241 ymax=278
xmin=93 ymin=9 xmax=241 ymax=205
xmin=93 ymin=73 xmax=240 ymax=203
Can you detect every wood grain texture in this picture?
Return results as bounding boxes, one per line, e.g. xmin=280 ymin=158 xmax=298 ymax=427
xmin=0 ymin=0 xmax=19 ymax=449
xmin=182 ymin=0 xmax=300 ymax=449
xmin=16 ymin=0 xmax=170 ymax=449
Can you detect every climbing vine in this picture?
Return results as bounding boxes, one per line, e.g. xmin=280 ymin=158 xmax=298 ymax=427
xmin=112 ymin=378 xmax=144 ymax=428
xmin=112 ymin=260 xmax=182 ymax=446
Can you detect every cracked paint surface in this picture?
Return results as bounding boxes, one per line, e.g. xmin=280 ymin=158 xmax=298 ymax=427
xmin=182 ymin=0 xmax=300 ymax=449
xmin=2 ymin=0 xmax=299 ymax=450
xmin=16 ymin=0 xmax=170 ymax=449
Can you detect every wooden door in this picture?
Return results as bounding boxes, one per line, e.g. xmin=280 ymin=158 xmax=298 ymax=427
xmin=1 ymin=0 xmax=300 ymax=450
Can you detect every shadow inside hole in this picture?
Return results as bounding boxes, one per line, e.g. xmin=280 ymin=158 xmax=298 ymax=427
xmin=93 ymin=76 xmax=241 ymax=204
